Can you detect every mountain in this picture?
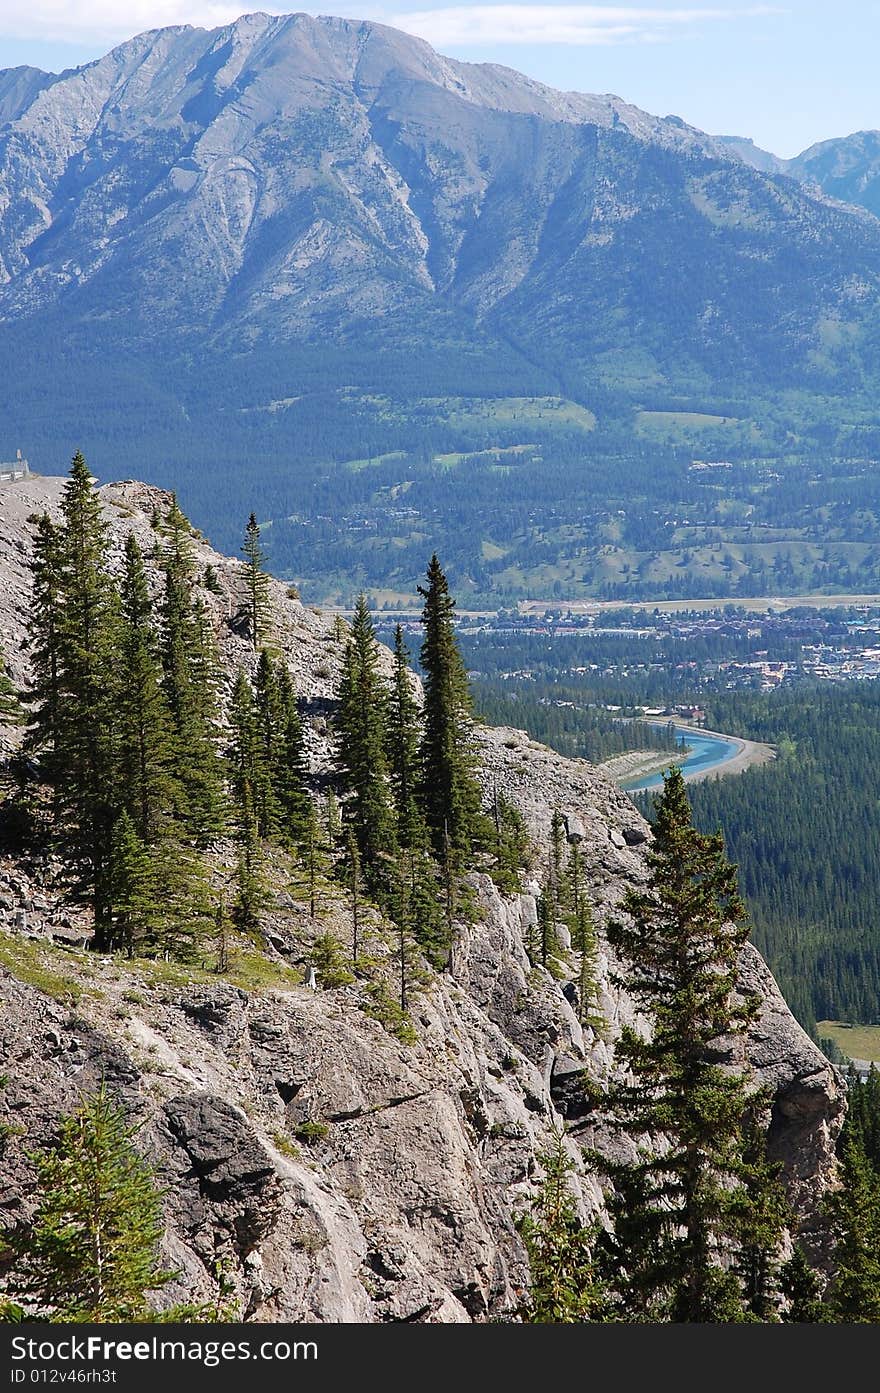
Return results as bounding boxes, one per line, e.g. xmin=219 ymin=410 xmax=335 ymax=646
xmin=788 ymin=131 xmax=880 ymax=220
xmin=0 ymin=14 xmax=725 ymax=339
xmin=718 ymin=130 xmax=880 ymax=220
xmin=714 ymin=135 xmax=787 ymax=176
xmin=3 ymin=14 xmax=880 ymax=602
xmin=0 ymin=469 xmax=844 ymax=1318
xmin=1 ymin=13 xmax=878 ymax=374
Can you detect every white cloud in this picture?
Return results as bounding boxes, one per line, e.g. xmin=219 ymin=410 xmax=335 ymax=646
xmin=0 ymin=2 xmax=783 ymax=50
xmin=392 ymin=5 xmax=781 ymax=49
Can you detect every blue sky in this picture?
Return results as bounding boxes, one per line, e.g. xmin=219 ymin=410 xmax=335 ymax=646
xmin=0 ymin=2 xmax=876 ymax=158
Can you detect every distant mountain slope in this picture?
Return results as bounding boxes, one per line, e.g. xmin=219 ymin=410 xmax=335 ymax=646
xmin=719 ymin=130 xmax=880 ymax=221
xmin=714 ymin=135 xmax=787 ymax=175
xmin=788 ymin=131 xmax=880 ymax=220
xmin=2 ymin=14 xmax=880 ymax=598
xmin=1 ymin=14 xmax=879 ymax=378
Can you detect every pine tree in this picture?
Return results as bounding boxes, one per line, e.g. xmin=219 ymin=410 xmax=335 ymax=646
xmin=387 ymin=625 xmax=425 ymax=851
xmin=159 ymin=498 xmax=225 ymax=842
xmin=345 ymin=830 xmax=361 ymax=967
xmin=548 ymin=809 xmax=566 ymax=918
xmin=116 ymin=534 xmax=179 ymax=843
xmin=252 ymin=651 xmax=284 ymax=839
xmin=535 ymin=883 xmax=557 ymax=969
xmin=275 ymin=663 xmax=310 ymax=845
xmin=49 ymin=455 xmax=120 ymax=942
xmin=335 ymin=596 xmax=397 ymax=889
xmin=26 ymin=513 xmax=64 ymax=762
xmin=731 ymin=1113 xmax=790 ymax=1321
xmin=232 ymin=777 xmax=266 ymax=935
xmin=227 ymin=670 xmax=269 ymax=933
xmin=417 ymin=555 xmax=485 ymax=862
xmin=104 ymin=810 xmax=153 ymax=958
xmin=103 ymin=810 xmax=210 ymax=964
xmin=11 ymin=1085 xmax=172 ymax=1322
xmin=383 ymin=624 xmax=448 ymax=961
xmin=241 ymin=512 xmax=272 ymax=652
xmin=518 ymin=1128 xmax=605 ymax=1323
xmin=0 ymin=648 xmax=23 ymax=726
xmin=780 ymin=1247 xmax=825 ymax=1322
xmin=395 ymin=866 xmax=411 ymax=1013
xmin=310 ymin=933 xmax=354 ymax=989
xmin=594 ymin=767 xmax=763 ymax=1322
xmin=228 ymin=668 xmax=256 ymax=791
xmin=566 ymin=849 xmax=603 ymax=1032
xmin=146 ymin=837 xmax=213 ymax=964
xmin=491 ymin=786 xmax=531 ymax=894
xmin=403 ymin=842 xmax=448 ymax=966
xmin=388 ymin=860 xmax=429 ymax=1016
xmin=824 ymin=1129 xmax=880 ymax=1321
xmin=187 ymin=596 xmax=227 ymax=838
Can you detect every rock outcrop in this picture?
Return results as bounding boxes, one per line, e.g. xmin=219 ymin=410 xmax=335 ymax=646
xmin=0 ymin=473 xmax=845 ymax=1319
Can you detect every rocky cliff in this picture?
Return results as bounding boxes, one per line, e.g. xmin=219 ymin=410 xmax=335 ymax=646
xmin=0 ymin=472 xmax=844 ymax=1320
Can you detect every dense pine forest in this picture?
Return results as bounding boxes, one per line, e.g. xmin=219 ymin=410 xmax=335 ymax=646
xmin=679 ymin=685 xmax=880 ymax=1033
xmin=473 ymin=683 xmax=682 ymax=765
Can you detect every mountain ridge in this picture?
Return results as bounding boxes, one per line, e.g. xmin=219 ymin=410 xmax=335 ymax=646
xmin=3 ymin=13 xmax=880 ymax=602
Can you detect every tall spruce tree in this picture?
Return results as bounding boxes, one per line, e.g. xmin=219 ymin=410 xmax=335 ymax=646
xmin=228 ymin=668 xmax=270 ymax=933
xmin=387 ymin=625 xmax=424 ymax=851
xmin=490 ymin=788 xmax=531 ymax=894
xmin=594 ymin=767 xmax=763 ymax=1322
xmin=104 ymin=809 xmax=153 ymax=958
xmin=26 ymin=513 xmax=64 ymax=761
xmin=276 ymin=663 xmax=310 ymax=845
xmin=231 ymin=777 xmax=266 ymax=935
xmin=345 ymin=830 xmax=362 ymax=966
xmin=335 ymin=596 xmax=396 ymax=888
xmin=228 ymin=670 xmax=266 ymax=816
xmin=146 ymin=837 xmax=213 ymax=964
xmin=385 ymin=625 xmax=447 ymax=959
xmin=48 ymin=455 xmax=120 ymax=943
xmin=241 ymin=512 xmax=272 ymax=652
xmin=417 ymin=555 xmax=484 ymax=862
xmin=252 ymin=651 xmax=284 ymax=839
xmin=159 ymin=498 xmax=225 ymax=842
xmin=566 ymin=845 xmax=603 ymax=1032
xmin=116 ymin=534 xmax=178 ymax=843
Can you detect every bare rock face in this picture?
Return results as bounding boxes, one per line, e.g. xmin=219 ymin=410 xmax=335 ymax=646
xmin=739 ymin=945 xmax=846 ymax=1252
xmin=0 ymin=474 xmax=845 ymax=1318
